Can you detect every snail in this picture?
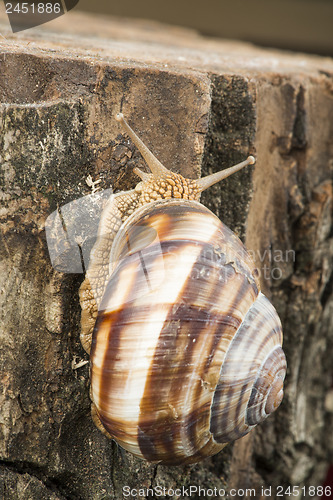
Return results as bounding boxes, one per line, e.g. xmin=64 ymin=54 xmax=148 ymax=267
xmin=79 ymin=113 xmax=287 ymax=466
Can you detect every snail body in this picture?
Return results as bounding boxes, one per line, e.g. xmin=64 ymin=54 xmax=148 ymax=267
xmin=79 ymin=114 xmax=286 ymax=465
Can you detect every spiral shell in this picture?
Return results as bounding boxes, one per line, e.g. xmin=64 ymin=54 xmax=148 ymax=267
xmin=90 ymin=198 xmax=287 ymax=465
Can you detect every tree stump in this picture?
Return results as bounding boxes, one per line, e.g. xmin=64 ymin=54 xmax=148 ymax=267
xmin=0 ymin=10 xmax=332 ymax=500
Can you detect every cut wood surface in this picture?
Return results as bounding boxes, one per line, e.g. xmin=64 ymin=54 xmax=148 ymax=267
xmin=0 ymin=9 xmax=332 ymax=500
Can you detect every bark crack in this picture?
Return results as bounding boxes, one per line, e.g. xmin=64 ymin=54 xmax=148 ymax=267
xmin=0 ymin=460 xmax=71 ymax=499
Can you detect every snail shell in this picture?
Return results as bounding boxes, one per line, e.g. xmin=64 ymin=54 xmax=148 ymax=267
xmin=81 ymin=114 xmax=287 ymax=466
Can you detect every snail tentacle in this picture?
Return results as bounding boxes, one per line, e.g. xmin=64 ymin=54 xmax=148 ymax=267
xmin=195 ymin=155 xmax=255 ymax=192
xmin=116 ymin=113 xmax=170 ymax=177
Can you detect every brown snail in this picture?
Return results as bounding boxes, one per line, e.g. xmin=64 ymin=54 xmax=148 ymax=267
xmin=79 ymin=113 xmax=287 ymax=466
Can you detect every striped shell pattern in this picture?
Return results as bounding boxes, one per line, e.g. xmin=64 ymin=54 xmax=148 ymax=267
xmin=81 ymin=114 xmax=287 ymax=466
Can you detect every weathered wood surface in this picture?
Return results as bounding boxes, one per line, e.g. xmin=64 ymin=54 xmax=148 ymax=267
xmin=0 ymin=10 xmax=332 ymax=500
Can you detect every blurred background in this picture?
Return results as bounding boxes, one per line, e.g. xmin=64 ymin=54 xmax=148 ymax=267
xmin=77 ymin=0 xmax=333 ymax=56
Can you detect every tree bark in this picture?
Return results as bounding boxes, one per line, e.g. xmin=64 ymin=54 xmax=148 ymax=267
xmin=0 ymin=10 xmax=332 ymax=500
